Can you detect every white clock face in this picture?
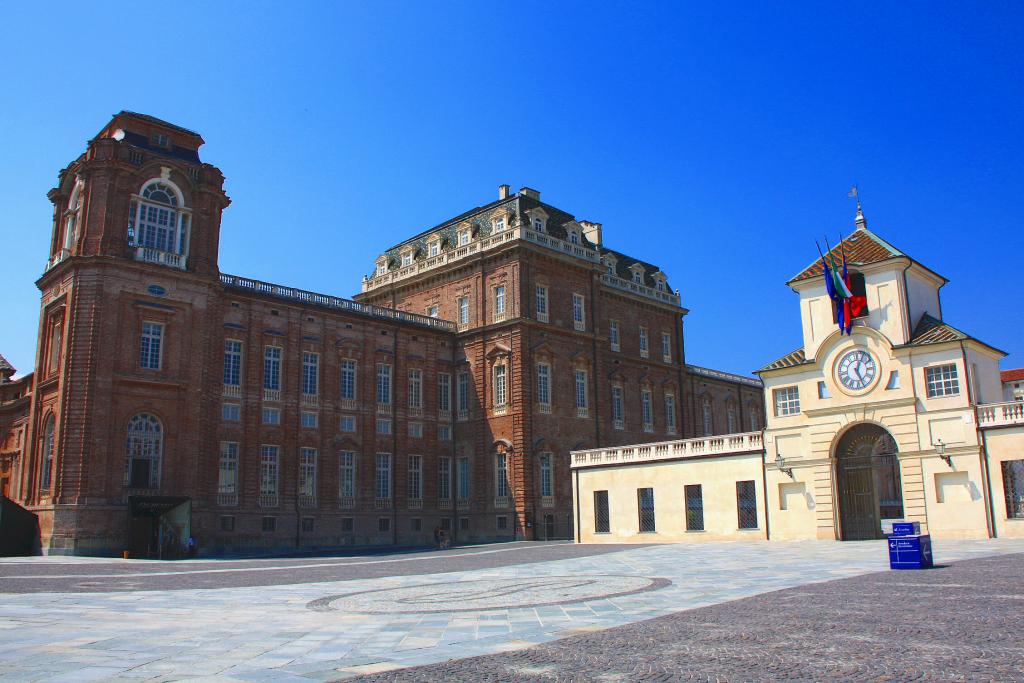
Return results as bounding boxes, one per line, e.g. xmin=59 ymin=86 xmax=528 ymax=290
xmin=837 ymin=349 xmax=877 ymax=391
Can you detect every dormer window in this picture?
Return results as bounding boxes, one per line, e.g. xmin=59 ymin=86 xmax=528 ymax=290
xmin=428 ymin=240 xmax=440 ymax=257
xmin=532 ymin=218 xmax=544 ymax=232
xmin=569 ymin=231 xmax=580 ymax=245
xmin=153 ymin=133 xmax=169 ymax=148
xmin=604 ymin=260 xmax=614 ymax=275
xmin=375 ymin=258 xmax=388 ymax=277
xmin=493 ymin=217 xmax=505 ymax=233
xmin=401 ymin=250 xmax=414 ymax=267
xmin=632 ymin=270 xmax=643 ymax=284
xmin=458 ymin=228 xmax=472 ymax=246
xmin=656 ymin=280 xmax=665 ymax=291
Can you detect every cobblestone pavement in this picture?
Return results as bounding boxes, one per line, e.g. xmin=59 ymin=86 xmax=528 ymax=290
xmin=1 ymin=539 xmax=1023 ymax=681
xmin=353 ymin=551 xmax=1024 ymax=683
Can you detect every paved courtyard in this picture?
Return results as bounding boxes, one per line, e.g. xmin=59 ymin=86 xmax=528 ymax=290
xmin=1 ymin=538 xmax=1023 ymax=681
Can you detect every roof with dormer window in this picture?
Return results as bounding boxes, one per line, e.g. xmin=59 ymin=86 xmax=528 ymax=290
xmin=0 ymin=353 xmax=14 ymax=374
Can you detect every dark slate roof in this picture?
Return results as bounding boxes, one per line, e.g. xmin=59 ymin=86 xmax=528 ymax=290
xmin=598 ymin=247 xmax=667 ymax=291
xmin=790 ymin=225 xmax=906 ymax=283
xmin=0 ymin=353 xmax=14 ymax=374
xmin=686 ymin=364 xmax=762 ymax=388
xmin=384 ymin=195 xmax=520 ymax=253
xmin=758 ymin=347 xmax=808 ymax=373
xmin=121 ymin=130 xmax=201 ymax=164
xmin=116 ymin=111 xmax=201 ymax=138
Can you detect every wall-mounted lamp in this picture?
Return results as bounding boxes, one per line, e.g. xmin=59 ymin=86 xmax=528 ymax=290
xmin=934 ymin=439 xmax=952 ymax=467
xmin=775 ymin=453 xmax=794 ymax=478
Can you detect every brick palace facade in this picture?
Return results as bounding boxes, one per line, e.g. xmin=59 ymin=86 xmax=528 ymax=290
xmin=0 ymin=112 xmax=763 ymax=556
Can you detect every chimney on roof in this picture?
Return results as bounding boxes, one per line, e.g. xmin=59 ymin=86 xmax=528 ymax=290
xmin=580 ymin=220 xmax=603 ymax=247
xmin=498 ymin=184 xmax=510 ymax=200
xmin=519 ymin=187 xmax=540 ymax=201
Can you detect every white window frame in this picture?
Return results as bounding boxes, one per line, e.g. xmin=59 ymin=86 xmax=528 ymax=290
xmin=439 ymin=456 xmax=452 ymax=501
xmin=339 ymin=451 xmax=356 ymax=501
xmin=575 ymin=369 xmax=588 ymax=417
xmin=377 ymin=363 xmax=392 ymax=406
xmin=264 ymin=346 xmax=282 ymax=391
xmin=773 ymin=386 xmax=801 ymax=416
xmin=665 ymin=394 xmax=677 ymax=435
xmin=223 ymin=340 xmax=242 ymax=387
xmin=641 ymin=389 xmax=653 ymax=432
xmin=612 ymin=385 xmax=624 ymax=429
xmin=639 ymin=326 xmax=649 ymax=359
xmin=458 ymin=297 xmax=470 ymax=326
xmin=494 ymin=285 xmax=506 ymax=321
xmin=302 ymin=351 xmax=319 ymax=397
xmin=407 ymin=455 xmax=422 ymax=500
xmin=540 ymin=452 xmax=553 ymax=498
xmin=493 ymin=363 xmax=508 ymax=409
xmin=609 ymin=320 xmax=620 ymax=351
xmin=408 ymin=368 xmax=423 ymax=410
xmin=925 ymin=364 xmax=961 ymax=398
xmin=535 ymin=285 xmax=549 ymax=323
xmin=572 ymin=294 xmax=585 ymax=331
xmin=339 ymin=415 xmax=356 ymax=432
xmin=340 ymin=359 xmax=357 ymax=401
xmin=218 ymin=441 xmax=239 ymax=495
xmin=261 ymin=407 xmax=281 ymax=425
xmin=537 ymin=362 xmax=551 ymax=409
xmin=140 ymin=321 xmax=163 ymax=370
xmin=438 ymin=373 xmax=452 ymax=414
xmin=375 ymin=453 xmax=392 ymax=501
xmin=661 ymin=332 xmax=672 ymax=363
xmin=300 ymin=411 xmax=318 ymax=429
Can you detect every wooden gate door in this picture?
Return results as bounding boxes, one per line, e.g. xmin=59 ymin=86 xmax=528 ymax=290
xmin=838 ymin=455 xmax=881 ymax=540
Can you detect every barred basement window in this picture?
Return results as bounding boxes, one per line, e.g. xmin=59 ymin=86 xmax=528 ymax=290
xmin=637 ymin=488 xmax=656 ymax=533
xmin=685 ymin=484 xmax=704 ymax=531
xmin=301 ymin=517 xmax=314 ymax=532
xmin=261 ymin=516 xmax=277 ymax=532
xmin=441 ymin=518 xmax=452 ymax=531
xmin=378 ymin=517 xmax=391 ymax=532
xmin=460 ymin=517 xmax=470 ymax=531
xmin=594 ymin=490 xmax=610 ymax=533
xmin=219 ymin=515 xmax=235 ymax=532
xmin=341 ymin=517 xmax=354 ymax=532
xmin=925 ymin=364 xmax=960 ymax=398
xmin=496 ymin=515 xmax=508 ymax=530
xmin=1002 ymin=459 xmax=1024 ymax=519
xmin=736 ymin=480 xmax=758 ymax=529
xmin=411 ymin=518 xmax=422 ymax=531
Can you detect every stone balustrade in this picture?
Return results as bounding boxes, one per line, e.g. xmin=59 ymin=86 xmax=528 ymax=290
xmin=976 ymin=401 xmax=1024 ymax=428
xmin=571 ymin=431 xmax=764 ymax=469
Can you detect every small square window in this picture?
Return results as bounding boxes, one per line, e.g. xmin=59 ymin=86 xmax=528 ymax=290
xmin=408 ymin=422 xmax=423 ymax=438
xmin=441 ymin=518 xmax=452 ymax=531
xmin=438 ymin=424 xmax=452 ymax=441
xmin=377 ymin=418 xmax=392 ymax=435
xmin=261 ymin=516 xmax=277 ymax=533
xmin=341 ymin=517 xmax=354 ymax=532
xmin=262 ymin=407 xmax=281 ymax=425
xmin=427 ymin=305 xmax=439 ymax=318
xmin=340 ymin=415 xmax=356 ymax=432
xmin=411 ymin=518 xmax=422 ymax=532
xmin=496 ymin=515 xmax=508 ymax=530
xmin=301 ymin=411 xmax=318 ymax=428
xmin=222 ymin=403 xmax=241 ymax=421
xmin=301 ymin=517 xmax=314 ymax=533
xmin=219 ymin=515 xmax=235 ymax=532
xmin=378 ymin=517 xmax=391 ymax=532
xmin=459 ymin=517 xmax=470 ymax=531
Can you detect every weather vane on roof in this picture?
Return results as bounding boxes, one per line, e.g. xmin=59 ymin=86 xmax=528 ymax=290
xmin=848 ymin=184 xmax=867 ymax=229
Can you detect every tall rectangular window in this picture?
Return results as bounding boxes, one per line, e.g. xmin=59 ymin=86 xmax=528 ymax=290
xmin=494 ymin=285 xmax=506 ymax=318
xmin=661 ymin=332 xmax=672 ymax=362
xmin=438 ymin=456 xmax=452 ymax=501
xmin=540 ymin=452 xmax=553 ymax=498
xmin=375 ymin=453 xmax=392 ymax=500
xmin=537 ymin=363 xmax=551 ymax=408
xmin=773 ymin=386 xmax=800 ymax=416
xmin=594 ymin=490 xmax=610 ymax=533
xmin=377 ymin=363 xmax=392 ymax=405
xmin=47 ymin=319 xmax=62 ymax=375
xmin=495 ymin=453 xmax=509 ymax=498
xmin=575 ymin=369 xmax=588 ymax=415
xmin=340 ymin=359 xmax=357 ymax=400
xmin=339 ymin=451 xmax=356 ymax=500
xmin=641 ymin=389 xmax=653 ymax=431
xmin=737 ymin=480 xmax=758 ymax=529
xmin=638 ymin=487 xmax=656 ymax=532
xmin=218 ymin=442 xmax=238 ymax=495
xmin=609 ymin=320 xmax=620 ymax=351
xmin=685 ymin=484 xmax=704 ymax=531
xmin=298 ymin=448 xmax=317 ymax=499
xmin=535 ymin=285 xmax=549 ymax=322
xmin=438 ymin=373 xmax=451 ymax=413
xmin=457 ymin=372 xmax=470 ymax=417
xmin=639 ymin=326 xmax=649 ymax=358
xmin=665 ymin=394 xmax=677 ymax=434
xmin=612 ymin=386 xmax=624 ymax=428
xmin=140 ymin=322 xmax=163 ymax=369
xmin=408 ymin=369 xmax=422 ymax=409
xmin=1002 ymin=459 xmax=1024 ymax=519
xmin=260 ymin=445 xmax=279 ymax=495
xmin=572 ymin=294 xmax=585 ymax=331
xmin=458 ymin=297 xmax=469 ymax=325
xmin=223 ymin=340 xmax=242 ymax=386
xmin=457 ymin=457 xmax=470 ymax=500
xmin=264 ymin=346 xmax=281 ymax=390
xmin=302 ymin=352 xmax=319 ymax=396
xmin=407 ymin=455 xmax=422 ymax=500
xmin=493 ymin=364 xmax=507 ymax=408
xmin=926 ymin=364 xmax=960 ymax=398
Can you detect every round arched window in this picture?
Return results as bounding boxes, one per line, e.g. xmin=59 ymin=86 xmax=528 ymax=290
xmin=125 ymin=413 xmax=163 ymax=489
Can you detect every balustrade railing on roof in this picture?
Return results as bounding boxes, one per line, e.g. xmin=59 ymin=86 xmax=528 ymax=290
xmin=570 ymin=431 xmax=764 ymax=469
xmin=977 ymin=401 xmax=1024 ymax=428
xmin=600 ymin=273 xmax=680 ymax=306
xmin=220 ymin=274 xmax=455 ymax=332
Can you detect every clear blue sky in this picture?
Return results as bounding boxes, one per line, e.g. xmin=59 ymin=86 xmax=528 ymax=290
xmin=2 ymin=2 xmax=1022 ymax=378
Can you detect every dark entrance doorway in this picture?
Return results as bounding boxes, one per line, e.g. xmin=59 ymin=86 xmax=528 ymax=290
xmin=835 ymin=424 xmax=904 ymax=541
xmin=127 ymin=496 xmax=191 ymax=559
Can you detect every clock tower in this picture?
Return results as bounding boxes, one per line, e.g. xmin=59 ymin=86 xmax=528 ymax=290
xmin=757 ymin=207 xmax=1005 ymax=541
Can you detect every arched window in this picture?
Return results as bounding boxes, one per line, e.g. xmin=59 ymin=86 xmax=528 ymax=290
xmin=40 ymin=415 xmax=55 ymax=491
xmin=129 ymin=180 xmax=190 ymax=255
xmin=62 ymin=182 xmax=83 ymax=254
xmin=702 ymin=399 xmax=713 ymax=436
xmin=727 ymin=405 xmax=738 ymax=433
xmin=125 ymin=413 xmax=163 ymax=489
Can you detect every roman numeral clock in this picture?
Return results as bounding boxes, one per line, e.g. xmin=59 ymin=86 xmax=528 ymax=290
xmin=836 ymin=348 xmax=877 ymax=392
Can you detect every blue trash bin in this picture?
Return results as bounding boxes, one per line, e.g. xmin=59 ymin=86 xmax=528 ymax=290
xmin=888 ymin=522 xmax=933 ymax=570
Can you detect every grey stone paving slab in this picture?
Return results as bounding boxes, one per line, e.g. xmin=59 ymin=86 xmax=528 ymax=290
xmin=1 ymin=538 xmax=1024 ymax=681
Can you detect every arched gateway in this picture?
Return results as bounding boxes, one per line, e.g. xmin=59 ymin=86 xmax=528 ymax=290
xmin=834 ymin=424 xmax=904 ymax=540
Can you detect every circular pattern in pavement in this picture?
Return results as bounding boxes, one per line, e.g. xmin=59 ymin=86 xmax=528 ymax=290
xmin=308 ymin=574 xmax=670 ymax=614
